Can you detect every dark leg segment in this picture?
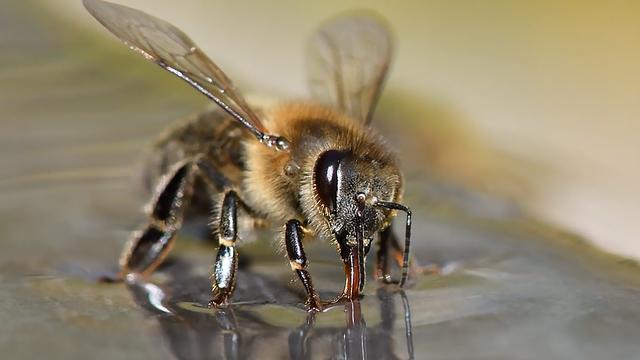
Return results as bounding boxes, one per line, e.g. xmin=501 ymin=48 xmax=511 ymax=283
xmin=208 ymin=191 xmax=241 ymax=308
xmin=117 ymin=161 xmax=195 ymax=278
xmin=285 ymin=219 xmax=321 ymax=312
xmin=124 ymin=225 xmax=176 ymax=275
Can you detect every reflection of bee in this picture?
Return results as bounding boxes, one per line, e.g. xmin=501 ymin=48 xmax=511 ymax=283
xmin=85 ymin=0 xmax=422 ymax=311
xmin=126 ymin=271 xmax=415 ymax=360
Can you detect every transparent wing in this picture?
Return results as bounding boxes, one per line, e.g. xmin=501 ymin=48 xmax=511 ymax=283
xmin=307 ymin=12 xmax=393 ymax=125
xmin=84 ymin=0 xmax=274 ymax=143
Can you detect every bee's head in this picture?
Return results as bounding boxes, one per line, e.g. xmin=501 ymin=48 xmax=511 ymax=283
xmin=314 ymin=150 xmax=401 ymax=244
xmin=313 ymin=149 xmax=407 ymax=296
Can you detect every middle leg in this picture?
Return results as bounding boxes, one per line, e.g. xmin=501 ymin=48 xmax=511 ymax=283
xmin=208 ymin=190 xmax=256 ymax=308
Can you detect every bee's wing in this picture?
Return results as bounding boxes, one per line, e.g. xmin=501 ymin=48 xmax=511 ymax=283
xmin=83 ymin=0 xmax=268 ymax=139
xmin=307 ymin=13 xmax=393 ymax=125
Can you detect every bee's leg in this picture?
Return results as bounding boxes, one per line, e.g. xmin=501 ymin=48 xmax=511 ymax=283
xmin=375 ymin=225 xmax=439 ymax=285
xmin=285 ymin=219 xmax=322 ymax=312
xmin=208 ymin=190 xmax=244 ymax=308
xmin=102 ymin=160 xmax=197 ymax=282
xmin=102 ymin=157 xmax=231 ymax=283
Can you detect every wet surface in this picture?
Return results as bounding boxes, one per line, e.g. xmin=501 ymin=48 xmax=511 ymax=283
xmin=2 ymin=2 xmax=640 ymax=359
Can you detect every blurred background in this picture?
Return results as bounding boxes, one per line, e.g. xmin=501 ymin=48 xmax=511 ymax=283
xmin=2 ymin=1 xmax=640 ymax=359
xmin=40 ymin=0 xmax=639 ymax=260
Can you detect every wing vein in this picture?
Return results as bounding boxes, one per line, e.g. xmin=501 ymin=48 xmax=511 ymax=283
xmin=307 ymin=12 xmax=393 ymax=125
xmin=84 ymin=0 xmax=281 ymax=147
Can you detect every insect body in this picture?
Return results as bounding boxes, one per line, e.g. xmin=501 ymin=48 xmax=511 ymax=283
xmin=85 ymin=0 xmax=419 ymax=311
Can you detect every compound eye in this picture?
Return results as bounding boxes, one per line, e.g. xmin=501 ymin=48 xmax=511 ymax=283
xmin=314 ymin=150 xmax=348 ymax=213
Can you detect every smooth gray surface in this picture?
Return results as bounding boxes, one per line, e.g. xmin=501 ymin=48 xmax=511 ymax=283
xmin=1 ymin=2 xmax=639 ymax=359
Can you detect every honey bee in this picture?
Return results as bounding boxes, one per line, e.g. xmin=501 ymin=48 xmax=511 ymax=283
xmin=85 ymin=0 xmax=426 ymax=312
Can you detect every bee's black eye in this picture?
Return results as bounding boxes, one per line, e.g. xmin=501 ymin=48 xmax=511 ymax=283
xmin=314 ymin=150 xmax=348 ymax=212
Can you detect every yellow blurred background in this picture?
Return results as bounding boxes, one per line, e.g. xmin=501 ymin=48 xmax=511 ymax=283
xmin=44 ymin=0 xmax=639 ymax=259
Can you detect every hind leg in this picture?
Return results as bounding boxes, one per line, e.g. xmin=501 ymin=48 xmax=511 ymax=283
xmin=103 ymin=157 xmax=229 ymax=282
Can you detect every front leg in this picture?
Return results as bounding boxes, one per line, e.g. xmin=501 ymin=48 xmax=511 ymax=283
xmin=285 ymin=219 xmax=322 ymax=312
